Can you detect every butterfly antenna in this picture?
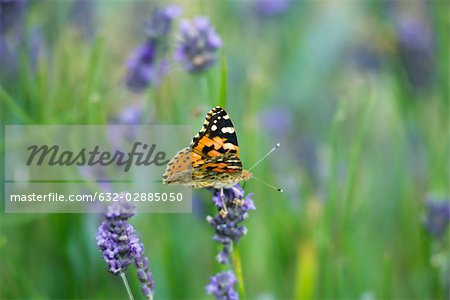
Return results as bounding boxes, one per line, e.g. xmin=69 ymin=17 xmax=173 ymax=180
xmin=251 ymin=175 xmax=283 ymax=192
xmin=248 ymin=143 xmax=280 ymax=171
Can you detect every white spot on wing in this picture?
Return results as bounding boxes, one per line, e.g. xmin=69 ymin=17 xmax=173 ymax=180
xmin=211 ymin=125 xmax=218 ymax=131
xmin=222 ymin=127 xmax=235 ymax=134
xmin=223 ymin=143 xmax=235 ymax=150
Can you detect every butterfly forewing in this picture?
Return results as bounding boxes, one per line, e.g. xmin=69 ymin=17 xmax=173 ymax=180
xmin=190 ymin=106 xmax=240 ymax=159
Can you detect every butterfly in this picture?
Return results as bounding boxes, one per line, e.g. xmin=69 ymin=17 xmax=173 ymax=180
xmin=162 ymin=106 xmax=253 ymax=190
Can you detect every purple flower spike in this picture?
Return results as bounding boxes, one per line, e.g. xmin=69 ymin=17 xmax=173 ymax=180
xmin=260 ymin=107 xmax=293 ymax=138
xmin=96 ymin=195 xmax=156 ymax=299
xmin=145 ymin=5 xmax=181 ymax=39
xmin=125 ymin=5 xmax=180 ymax=92
xmin=424 ymin=197 xmax=450 ymax=238
xmin=70 ymin=0 xmax=96 ymax=40
xmin=206 ymin=271 xmax=239 ymax=300
xmin=96 ymin=196 xmax=137 ymax=274
xmin=0 ymin=35 xmax=16 ymax=76
xmin=175 ymin=17 xmax=222 ymax=73
xmin=125 ymin=40 xmax=159 ymax=92
xmin=395 ymin=14 xmax=435 ymax=89
xmin=134 ymin=244 xmax=155 ymax=299
xmin=107 ymin=105 xmax=144 ymax=153
xmin=0 ymin=0 xmax=26 ymax=34
xmin=253 ymin=0 xmax=292 ymax=18
xmin=208 ymin=184 xmax=255 ymax=264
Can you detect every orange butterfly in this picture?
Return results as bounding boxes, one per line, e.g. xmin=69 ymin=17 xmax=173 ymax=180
xmin=163 ymin=106 xmax=252 ymax=190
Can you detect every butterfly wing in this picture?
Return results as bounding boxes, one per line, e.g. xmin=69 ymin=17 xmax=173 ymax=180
xmin=189 ymin=153 xmax=243 ymax=188
xmin=162 ymin=147 xmax=192 ymax=185
xmin=163 ymin=106 xmax=244 ymax=188
xmin=194 ymin=152 xmax=242 ymax=174
xmin=191 ymin=106 xmax=240 ymax=167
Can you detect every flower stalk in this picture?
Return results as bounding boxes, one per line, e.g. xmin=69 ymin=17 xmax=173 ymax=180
xmin=120 ymin=272 xmax=135 ymax=300
xmin=232 ymin=247 xmax=245 ymax=299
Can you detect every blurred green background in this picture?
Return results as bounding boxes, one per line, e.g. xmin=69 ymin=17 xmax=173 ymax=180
xmin=1 ymin=0 xmax=449 ymax=299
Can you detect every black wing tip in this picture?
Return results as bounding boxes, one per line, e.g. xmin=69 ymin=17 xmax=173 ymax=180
xmin=205 ymin=106 xmax=224 ymax=118
xmin=211 ymin=106 xmax=226 ymax=114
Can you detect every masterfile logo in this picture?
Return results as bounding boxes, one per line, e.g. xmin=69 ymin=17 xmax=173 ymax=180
xmin=4 ymin=125 xmax=193 ymax=213
xmin=26 ymin=142 xmax=170 ymax=172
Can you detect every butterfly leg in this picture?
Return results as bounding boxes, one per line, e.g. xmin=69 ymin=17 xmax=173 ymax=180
xmin=231 ymin=186 xmax=243 ymax=197
xmin=231 ymin=186 xmax=244 ymax=206
xmin=219 ymin=188 xmax=228 ymax=218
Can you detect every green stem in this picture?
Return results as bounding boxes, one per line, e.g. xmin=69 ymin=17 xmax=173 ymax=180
xmin=218 ymin=52 xmax=228 ymax=108
xmin=324 ymin=98 xmax=346 ymax=228
xmin=232 ymin=246 xmax=245 ymax=299
xmin=0 ymin=86 xmax=36 ymax=124
xmin=145 ymin=87 xmax=154 ymax=122
xmin=201 ymin=74 xmax=213 ymax=106
xmin=342 ymin=87 xmax=375 ymax=228
xmin=120 ymin=272 xmax=135 ymax=300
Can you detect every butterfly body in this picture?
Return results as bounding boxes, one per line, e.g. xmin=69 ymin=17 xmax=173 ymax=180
xmin=163 ymin=106 xmax=252 ymax=189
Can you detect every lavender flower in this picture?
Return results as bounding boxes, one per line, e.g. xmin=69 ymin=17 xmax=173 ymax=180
xmin=206 ymin=271 xmax=238 ymax=300
xmin=27 ymin=26 xmax=44 ymax=71
xmin=395 ymin=14 xmax=435 ymax=89
xmin=107 ymin=105 xmax=144 ymax=157
xmin=253 ymin=0 xmax=292 ymax=18
xmin=112 ymin=105 xmax=144 ymax=125
xmin=0 ymin=35 xmax=16 ymax=77
xmin=70 ymin=0 xmax=97 ymax=40
xmin=145 ymin=5 xmax=181 ymax=39
xmin=79 ymin=164 xmax=112 ymax=192
xmin=0 ymin=0 xmax=26 ymax=34
xmin=96 ymin=197 xmax=141 ymax=274
xmin=125 ymin=5 xmax=180 ymax=92
xmin=96 ymin=198 xmax=138 ymax=274
xmin=349 ymin=43 xmax=382 ymax=73
xmin=125 ymin=40 xmax=160 ymax=92
xmin=260 ymin=107 xmax=293 ymax=138
xmin=175 ymin=17 xmax=222 ymax=73
xmin=207 ymin=185 xmax=255 ymax=264
xmin=1 ymin=2 xmax=43 ymax=80
xmin=424 ymin=197 xmax=450 ymax=239
xmin=96 ymin=197 xmax=155 ymax=299
xmin=134 ymin=243 xmax=155 ymax=299
xmin=295 ymin=134 xmax=320 ymax=188
xmin=87 ymin=106 xmax=144 ymax=187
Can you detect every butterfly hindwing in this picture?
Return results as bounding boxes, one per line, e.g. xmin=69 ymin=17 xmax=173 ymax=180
xmin=162 ymin=147 xmax=192 ymax=184
xmin=190 ymin=153 xmax=243 ymax=188
xmin=195 ymin=153 xmax=242 ymax=174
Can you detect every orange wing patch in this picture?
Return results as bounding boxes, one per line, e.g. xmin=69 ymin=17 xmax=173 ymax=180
xmin=193 ymin=135 xmax=227 ymax=163
xmin=191 ymin=106 xmax=240 ymax=159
